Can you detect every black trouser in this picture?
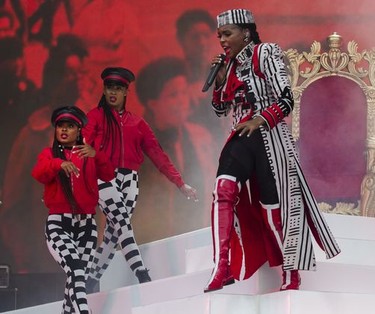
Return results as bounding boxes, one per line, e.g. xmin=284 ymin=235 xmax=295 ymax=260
xmin=217 ymin=129 xmax=279 ymax=205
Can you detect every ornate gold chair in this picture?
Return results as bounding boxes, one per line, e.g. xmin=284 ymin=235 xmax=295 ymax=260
xmin=284 ymin=33 xmax=375 ymax=216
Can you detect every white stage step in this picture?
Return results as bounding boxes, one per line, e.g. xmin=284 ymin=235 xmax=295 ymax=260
xmin=9 ymin=279 xmax=375 ymax=314
xmin=4 ymin=214 xmax=375 ymax=314
xmin=132 ymin=290 xmax=375 ymax=314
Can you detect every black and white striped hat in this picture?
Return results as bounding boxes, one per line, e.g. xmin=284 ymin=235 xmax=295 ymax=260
xmin=217 ymin=9 xmax=255 ymax=27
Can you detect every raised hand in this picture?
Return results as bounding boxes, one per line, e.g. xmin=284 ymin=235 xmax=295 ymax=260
xmin=73 ymin=138 xmax=96 ymax=158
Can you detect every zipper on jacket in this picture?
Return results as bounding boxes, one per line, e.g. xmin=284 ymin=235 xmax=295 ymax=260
xmin=120 ymin=116 xmax=125 ymax=168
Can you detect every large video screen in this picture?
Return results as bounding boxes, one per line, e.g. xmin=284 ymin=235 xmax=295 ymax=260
xmin=0 ymin=0 xmax=373 ymax=273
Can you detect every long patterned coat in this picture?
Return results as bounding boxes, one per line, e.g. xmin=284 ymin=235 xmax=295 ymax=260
xmin=211 ymin=42 xmax=341 ymax=280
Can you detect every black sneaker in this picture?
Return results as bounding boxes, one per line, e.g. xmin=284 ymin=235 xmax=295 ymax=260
xmin=135 ymin=269 xmax=152 ymax=283
xmin=86 ymin=277 xmax=100 ymax=294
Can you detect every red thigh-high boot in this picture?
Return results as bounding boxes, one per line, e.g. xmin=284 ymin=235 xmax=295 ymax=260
xmin=204 ymin=175 xmax=239 ymax=293
xmin=260 ymin=202 xmax=300 ymax=290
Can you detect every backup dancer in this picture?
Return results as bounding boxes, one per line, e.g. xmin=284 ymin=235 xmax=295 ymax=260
xmin=83 ymin=67 xmax=197 ymax=292
xmin=32 ymin=106 xmax=115 ymax=313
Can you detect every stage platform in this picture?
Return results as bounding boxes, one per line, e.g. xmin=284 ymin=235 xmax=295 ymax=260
xmin=4 ymin=213 xmax=375 ymax=314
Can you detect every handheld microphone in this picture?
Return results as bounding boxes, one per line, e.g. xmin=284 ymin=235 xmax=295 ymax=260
xmin=202 ymin=54 xmax=226 ymax=92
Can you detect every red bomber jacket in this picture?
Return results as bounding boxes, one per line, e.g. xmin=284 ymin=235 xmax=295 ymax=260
xmin=32 ymin=148 xmax=115 ymax=214
xmin=82 ymin=107 xmax=184 ymax=188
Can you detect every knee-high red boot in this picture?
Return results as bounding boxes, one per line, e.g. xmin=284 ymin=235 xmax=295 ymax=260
xmin=204 ymin=176 xmax=239 ymax=293
xmin=261 ymin=203 xmax=300 ymax=290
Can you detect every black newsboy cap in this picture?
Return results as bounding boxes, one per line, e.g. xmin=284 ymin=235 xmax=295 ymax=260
xmin=101 ymin=67 xmax=135 ymax=87
xmin=51 ymin=106 xmax=88 ymax=127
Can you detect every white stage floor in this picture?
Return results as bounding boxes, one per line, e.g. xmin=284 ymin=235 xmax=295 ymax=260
xmin=4 ymin=214 xmax=375 ymax=314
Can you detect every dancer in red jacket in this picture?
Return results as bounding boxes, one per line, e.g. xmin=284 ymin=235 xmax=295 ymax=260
xmin=32 ymin=106 xmax=115 ymax=314
xmin=83 ymin=67 xmax=197 ymax=292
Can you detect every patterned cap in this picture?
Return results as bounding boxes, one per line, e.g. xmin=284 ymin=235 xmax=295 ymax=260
xmin=217 ymin=9 xmax=255 ymax=27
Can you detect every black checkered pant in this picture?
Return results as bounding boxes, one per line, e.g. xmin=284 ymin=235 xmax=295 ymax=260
xmin=45 ymin=214 xmax=97 ymax=314
xmin=88 ymin=168 xmax=145 ymax=282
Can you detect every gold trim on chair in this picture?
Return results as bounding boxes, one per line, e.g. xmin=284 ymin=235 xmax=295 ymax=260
xmin=284 ymin=32 xmax=375 ymax=216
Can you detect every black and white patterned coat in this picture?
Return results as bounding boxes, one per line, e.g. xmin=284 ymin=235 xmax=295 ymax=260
xmin=212 ymin=42 xmax=340 ymax=273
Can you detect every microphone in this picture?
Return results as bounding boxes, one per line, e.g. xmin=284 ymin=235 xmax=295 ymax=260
xmin=202 ymin=54 xmax=226 ymax=92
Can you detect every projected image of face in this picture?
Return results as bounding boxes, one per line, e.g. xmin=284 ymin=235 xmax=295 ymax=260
xmin=149 ymin=75 xmax=190 ymax=130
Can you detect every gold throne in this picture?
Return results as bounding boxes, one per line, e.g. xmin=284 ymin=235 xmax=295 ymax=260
xmin=284 ymin=32 xmax=375 ymax=216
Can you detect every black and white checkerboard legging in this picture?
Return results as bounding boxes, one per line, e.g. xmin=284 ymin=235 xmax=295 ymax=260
xmin=45 ymin=214 xmax=97 ymax=314
xmin=88 ymin=168 xmax=145 ymax=282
